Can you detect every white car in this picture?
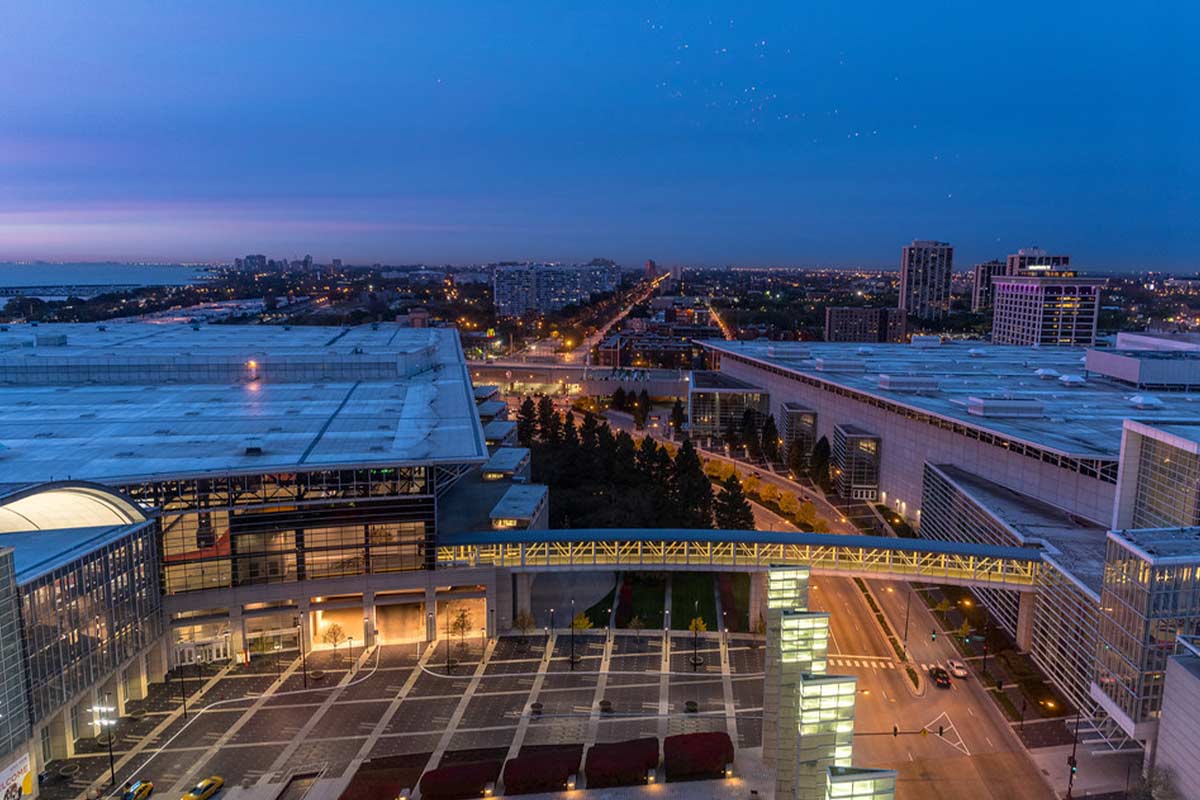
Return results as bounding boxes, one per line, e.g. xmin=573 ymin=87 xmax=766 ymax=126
xmin=947 ymin=659 xmax=969 ymax=678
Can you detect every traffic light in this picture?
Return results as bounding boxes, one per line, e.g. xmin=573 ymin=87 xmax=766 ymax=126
xmin=892 ymin=725 xmax=898 ymax=738
xmin=931 ymin=629 xmax=937 ymax=641
xmin=1068 ymin=755 xmax=1077 ymax=775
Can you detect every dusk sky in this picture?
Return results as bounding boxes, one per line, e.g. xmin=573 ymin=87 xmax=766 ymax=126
xmin=1 ymin=2 xmax=1196 ymax=271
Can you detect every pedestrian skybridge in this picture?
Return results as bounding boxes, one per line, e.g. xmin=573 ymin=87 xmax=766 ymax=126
xmin=436 ymin=529 xmax=1042 ymax=591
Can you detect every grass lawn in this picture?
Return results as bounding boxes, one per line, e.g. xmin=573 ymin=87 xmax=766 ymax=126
xmin=670 ymin=572 xmax=718 ymax=631
xmin=583 ymin=581 xmax=617 ymax=628
xmin=621 ymin=573 xmax=666 ymax=629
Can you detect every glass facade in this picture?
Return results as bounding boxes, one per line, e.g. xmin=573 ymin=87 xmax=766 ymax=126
xmin=117 ymin=468 xmax=435 ymax=595
xmin=763 ymin=566 xmax=811 ymax=769
xmin=826 ymin=767 xmax=897 ymax=800
xmin=781 ymin=404 xmax=817 ymax=467
xmin=832 ymin=425 xmax=880 ymax=501
xmin=1130 ymin=438 xmax=1200 ymax=529
xmin=0 ymin=550 xmax=30 ymax=760
xmin=18 ymin=522 xmax=162 ymax=725
xmin=687 ymin=388 xmax=768 ymax=440
xmin=1095 ymin=532 xmax=1200 ymax=726
xmin=797 ymin=675 xmax=857 ymax=800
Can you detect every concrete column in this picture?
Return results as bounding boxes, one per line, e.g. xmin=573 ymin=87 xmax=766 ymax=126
xmin=1016 ymin=591 xmax=1037 ymax=652
xmin=515 ymin=573 xmax=533 ymax=620
xmin=126 ymin=655 xmax=148 ymax=702
xmin=425 ymin=586 xmax=438 ymax=641
xmin=749 ymin=571 xmax=768 ymax=633
xmin=45 ymin=712 xmax=74 ymax=761
xmin=491 ymin=572 xmax=512 ymax=635
xmin=146 ymin=637 xmax=168 ymax=684
xmin=101 ymin=669 xmax=126 ymax=718
xmin=229 ymin=607 xmax=247 ymax=664
xmin=297 ymin=598 xmax=312 ymax=653
xmin=363 ymin=592 xmax=377 ymax=648
xmin=81 ymin=689 xmax=100 ymax=738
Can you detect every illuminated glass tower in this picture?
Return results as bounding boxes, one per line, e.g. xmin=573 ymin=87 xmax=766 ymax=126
xmin=771 ymin=611 xmax=831 ymax=794
xmin=796 ymin=675 xmax=858 ymax=800
xmin=763 ymin=566 xmax=811 ymax=767
xmin=825 ymin=766 xmax=898 ymax=800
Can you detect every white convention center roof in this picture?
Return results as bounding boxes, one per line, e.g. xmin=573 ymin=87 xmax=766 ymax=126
xmin=0 ymin=323 xmax=488 ymax=483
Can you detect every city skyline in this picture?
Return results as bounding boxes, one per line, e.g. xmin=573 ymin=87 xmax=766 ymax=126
xmin=1 ymin=2 xmax=1196 ymax=271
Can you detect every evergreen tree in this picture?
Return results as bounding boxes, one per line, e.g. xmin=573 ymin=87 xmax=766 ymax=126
xmin=537 ymin=396 xmax=561 ymax=443
xmin=612 ymin=387 xmax=627 ymax=411
xmin=714 ymin=474 xmax=756 ymax=530
xmin=613 ymin=431 xmax=638 ymax=485
xmin=516 ymin=396 xmax=537 ymax=447
xmin=562 ymin=411 xmax=579 ymax=448
xmin=810 ymin=435 xmax=832 ymax=487
xmin=580 ymin=411 xmax=599 ymax=451
xmin=740 ymin=409 xmax=760 ymax=459
xmin=670 ymin=399 xmax=686 ymax=438
xmin=672 ymin=440 xmax=714 ymax=528
xmin=787 ymin=441 xmax=807 ymax=476
xmin=761 ymin=414 xmax=780 ymax=462
xmin=636 ymin=436 xmax=660 ymax=476
xmin=639 ymin=390 xmax=651 ymax=418
xmin=724 ymin=419 xmax=740 ymax=450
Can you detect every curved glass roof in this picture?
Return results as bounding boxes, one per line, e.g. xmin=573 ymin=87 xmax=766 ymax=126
xmin=0 ymin=484 xmax=145 ymax=534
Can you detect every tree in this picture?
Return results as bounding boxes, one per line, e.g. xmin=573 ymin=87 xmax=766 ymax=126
xmin=638 ymin=390 xmax=651 ymax=420
xmin=810 ymin=436 xmax=832 ymax=487
xmin=571 ymin=612 xmax=593 ymax=631
xmin=957 ymin=619 xmax=972 ymax=640
xmin=514 ymin=610 xmax=536 ymax=643
xmin=812 ymin=517 xmax=830 ymax=533
xmin=562 ymin=411 xmax=579 ymax=448
xmin=516 ymin=397 xmax=537 ymax=447
xmin=636 ymin=436 xmax=660 ymax=476
xmin=580 ymin=412 xmax=599 ymax=451
xmin=743 ymin=474 xmax=761 ymax=497
xmin=935 ymin=598 xmax=953 ymax=614
xmin=688 ymin=617 xmax=708 ymax=633
xmin=537 ymin=396 xmax=560 ymax=443
xmin=740 ymin=409 xmax=760 ymax=459
xmin=671 ymin=440 xmax=715 ymax=528
xmin=787 ymin=441 xmax=807 ymax=476
xmin=670 ymin=399 xmax=686 ymax=438
xmin=632 ymin=392 xmax=648 ymax=430
xmin=724 ymin=419 xmax=740 ymax=451
xmin=612 ymin=387 xmax=627 ymax=411
xmin=761 ymin=415 xmax=780 ymax=462
xmin=452 ymin=608 xmax=472 ymax=652
xmin=628 ymin=615 xmax=644 ymax=635
xmin=759 ymin=484 xmax=781 ymax=505
xmin=714 ymin=474 xmax=756 ymax=530
xmin=322 ymin=623 xmax=346 ymax=662
xmin=778 ymin=492 xmax=800 ymax=519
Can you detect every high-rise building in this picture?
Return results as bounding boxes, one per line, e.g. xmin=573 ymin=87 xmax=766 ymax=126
xmin=971 ymin=260 xmax=1007 ymax=311
xmin=991 ymin=271 xmax=1104 ymax=346
xmin=823 ymin=307 xmax=906 ymax=343
xmin=669 ymin=263 xmax=682 ymax=283
xmin=492 ymin=263 xmax=621 ymax=317
xmin=1006 ymin=247 xmax=1070 ymax=275
xmin=898 ymin=240 xmax=954 ymax=319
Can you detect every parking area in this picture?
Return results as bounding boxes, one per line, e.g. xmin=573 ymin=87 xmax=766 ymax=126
xmin=41 ymin=633 xmax=765 ymax=800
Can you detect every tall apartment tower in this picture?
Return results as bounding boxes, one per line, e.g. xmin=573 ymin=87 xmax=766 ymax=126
xmin=1006 ymin=247 xmax=1070 ymax=275
xmin=824 ymin=307 xmax=906 ymax=343
xmin=991 ymin=270 xmax=1104 ymax=346
xmin=899 ymin=240 xmax=954 ymax=319
xmin=971 ymin=260 xmax=1008 ymax=311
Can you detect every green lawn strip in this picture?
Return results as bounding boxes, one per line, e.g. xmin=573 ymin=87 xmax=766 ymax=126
xmin=624 ymin=573 xmax=666 ymax=629
xmin=730 ymin=573 xmax=750 ymax=631
xmin=670 ymin=572 xmax=718 ymax=631
xmin=852 ymin=578 xmax=919 ymax=690
xmin=583 ymin=582 xmax=617 ymax=629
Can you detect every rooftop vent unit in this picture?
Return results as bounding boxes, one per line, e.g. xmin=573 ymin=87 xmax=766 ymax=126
xmin=1129 ymin=394 xmax=1164 ymax=409
xmin=856 ymin=346 xmax=875 ymax=355
xmin=96 ymin=325 xmax=106 ymax=331
xmin=911 ymin=335 xmax=942 ymax=348
xmin=966 ymin=396 xmax=1045 ymax=418
xmin=1058 ymin=374 xmax=1086 ymax=387
xmin=968 ymin=348 xmax=987 ymax=358
xmin=877 ymin=374 xmax=939 ymax=393
xmin=1035 ymin=368 xmax=1060 ymax=379
xmin=35 ymin=334 xmax=67 ymax=347
xmin=244 ymin=445 xmax=264 ymax=456
xmin=766 ymin=345 xmax=810 ymax=358
xmin=814 ymin=358 xmax=865 ymax=373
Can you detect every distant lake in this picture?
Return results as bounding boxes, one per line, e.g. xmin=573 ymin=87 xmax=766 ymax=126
xmin=0 ymin=262 xmax=212 ymax=288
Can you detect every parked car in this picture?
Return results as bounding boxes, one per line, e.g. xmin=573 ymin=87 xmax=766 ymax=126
xmin=182 ymin=777 xmax=224 ymax=800
xmin=929 ymin=666 xmax=952 ymax=688
xmin=947 ymin=659 xmax=969 ymax=679
xmin=123 ymin=781 xmax=154 ymax=800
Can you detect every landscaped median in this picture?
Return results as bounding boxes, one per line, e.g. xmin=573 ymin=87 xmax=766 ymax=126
xmin=852 ymin=578 xmax=921 ymax=690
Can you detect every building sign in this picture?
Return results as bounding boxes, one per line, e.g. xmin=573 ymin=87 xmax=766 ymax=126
xmin=0 ymin=751 xmax=31 ymax=799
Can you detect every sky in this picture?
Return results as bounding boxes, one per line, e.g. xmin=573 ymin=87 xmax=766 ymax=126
xmin=0 ymin=1 xmax=1196 ymax=272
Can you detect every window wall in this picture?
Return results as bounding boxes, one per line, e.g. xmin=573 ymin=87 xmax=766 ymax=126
xmin=18 ymin=523 xmax=162 ymax=725
xmin=1131 ymin=438 xmax=1200 ymax=529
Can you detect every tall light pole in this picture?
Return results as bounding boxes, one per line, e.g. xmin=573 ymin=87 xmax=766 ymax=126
xmin=88 ymin=693 xmax=117 ymax=786
xmin=692 ymin=600 xmax=700 ymax=672
xmin=902 ymin=589 xmax=912 ymax=658
xmin=569 ymin=598 xmax=576 ymax=671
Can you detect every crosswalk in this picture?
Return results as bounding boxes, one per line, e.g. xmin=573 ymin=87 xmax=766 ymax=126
xmin=825 ymin=656 xmax=956 ymax=673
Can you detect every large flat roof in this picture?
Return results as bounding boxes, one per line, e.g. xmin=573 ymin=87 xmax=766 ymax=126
xmin=0 ymin=323 xmax=488 ymax=483
xmin=930 ymin=464 xmax=1106 ymax=594
xmin=700 ymin=339 xmax=1200 ymax=457
xmin=0 ymin=521 xmax=152 ymax=584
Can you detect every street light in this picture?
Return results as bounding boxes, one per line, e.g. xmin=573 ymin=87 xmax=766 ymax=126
xmin=348 ymin=636 xmax=355 ymax=670
xmin=569 ymin=598 xmax=577 ymax=671
xmin=692 ymin=600 xmax=700 ymax=672
xmin=273 ymin=641 xmax=282 ymax=680
xmin=88 ymin=693 xmax=117 ymax=786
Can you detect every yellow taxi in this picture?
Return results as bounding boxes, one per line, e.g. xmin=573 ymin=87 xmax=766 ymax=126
xmin=181 ymin=777 xmax=224 ymax=800
xmin=123 ymin=782 xmax=154 ymax=800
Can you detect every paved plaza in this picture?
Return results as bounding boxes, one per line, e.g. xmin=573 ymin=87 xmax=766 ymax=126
xmin=40 ymin=632 xmax=766 ymax=800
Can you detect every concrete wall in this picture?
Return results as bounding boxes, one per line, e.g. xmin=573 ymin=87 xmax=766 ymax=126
xmin=1156 ymin=655 xmax=1200 ymax=800
xmin=718 ymin=357 xmax=1116 ymax=526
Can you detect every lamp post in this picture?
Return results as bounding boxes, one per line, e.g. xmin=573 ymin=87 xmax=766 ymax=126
xmin=177 ymin=656 xmax=188 ymax=721
xmin=902 ymin=589 xmax=912 ymax=659
xmin=692 ymin=600 xmax=700 ymax=672
xmin=300 ymin=628 xmax=308 ymax=688
xmin=348 ymin=636 xmax=355 ymax=670
xmin=444 ymin=607 xmax=452 ymax=675
xmin=88 ymin=693 xmax=117 ymax=786
xmin=1067 ymin=710 xmax=1081 ymax=798
xmin=569 ymin=598 xmax=576 ymax=671
xmin=273 ymin=641 xmax=282 ymax=680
